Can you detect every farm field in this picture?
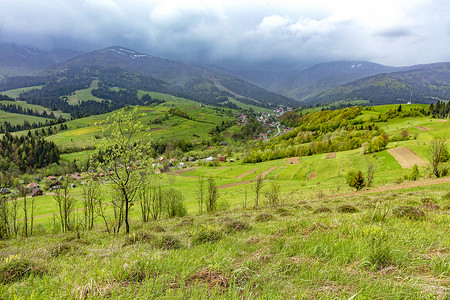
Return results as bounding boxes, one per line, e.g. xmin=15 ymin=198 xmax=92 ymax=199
xmin=0 ymin=100 xmax=448 ymax=298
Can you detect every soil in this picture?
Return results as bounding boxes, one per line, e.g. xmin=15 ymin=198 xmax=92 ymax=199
xmin=171 ymin=167 xmax=199 ymax=175
xmin=236 ymin=169 xmax=258 ymax=179
xmin=286 ymin=157 xmax=301 ymax=164
xmin=327 ymin=176 xmax=450 ymax=199
xmin=308 ymin=172 xmax=317 ymax=180
xmin=416 ymin=126 xmax=430 ymax=131
xmin=387 ymin=147 xmax=427 ymax=168
xmin=434 ymin=119 xmax=448 ymax=122
xmin=259 ymin=167 xmax=278 ymax=179
xmin=217 ymin=180 xmax=252 ymax=190
xmin=326 ymin=152 xmax=337 ymax=159
xmin=148 ymin=127 xmax=163 ymax=132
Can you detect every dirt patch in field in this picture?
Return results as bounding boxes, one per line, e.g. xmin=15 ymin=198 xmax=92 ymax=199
xmin=187 ymin=268 xmax=229 ymax=290
xmin=327 ymin=176 xmax=450 ymax=199
xmin=308 ymin=172 xmax=317 ymax=180
xmin=259 ymin=167 xmax=278 ymax=179
xmin=236 ymin=169 xmax=258 ymax=179
xmin=143 ymin=109 xmax=155 ymax=112
xmin=148 ymin=127 xmax=163 ymax=132
xmin=326 ymin=152 xmax=337 ymax=159
xmin=172 ymin=167 xmax=199 ymax=175
xmin=217 ymin=181 xmax=251 ymax=189
xmin=387 ymin=147 xmax=427 ymax=168
xmin=416 ymin=126 xmax=430 ymax=131
xmin=286 ymin=157 xmax=301 ymax=164
xmin=434 ymin=119 xmax=448 ymax=122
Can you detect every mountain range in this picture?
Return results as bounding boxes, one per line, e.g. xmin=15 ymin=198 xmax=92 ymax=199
xmin=0 ymin=43 xmax=449 ymax=108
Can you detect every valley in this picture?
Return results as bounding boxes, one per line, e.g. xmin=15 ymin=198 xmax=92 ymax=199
xmin=0 ymin=45 xmax=448 ymax=299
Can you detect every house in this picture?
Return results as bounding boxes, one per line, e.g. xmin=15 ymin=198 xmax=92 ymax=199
xmin=205 ymin=156 xmax=215 ymax=162
xmin=49 ymin=180 xmax=62 ymax=190
xmin=220 ymin=141 xmax=228 ymax=146
xmin=27 ymin=182 xmax=39 ymax=189
xmin=71 ymin=173 xmax=83 ymax=180
xmin=30 ymin=187 xmax=43 ymax=197
xmin=46 ymin=176 xmax=57 ymax=181
xmin=219 ymin=157 xmax=226 ymax=162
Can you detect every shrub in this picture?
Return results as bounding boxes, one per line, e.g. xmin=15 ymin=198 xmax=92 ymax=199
xmin=392 ymin=206 xmax=425 ymax=220
xmin=192 ymin=228 xmax=223 ymax=245
xmin=367 ymin=234 xmax=393 ymax=270
xmin=164 ymin=188 xmax=187 ymax=218
xmin=337 ymin=204 xmax=358 ymax=213
xmin=409 ymin=164 xmax=420 ymax=181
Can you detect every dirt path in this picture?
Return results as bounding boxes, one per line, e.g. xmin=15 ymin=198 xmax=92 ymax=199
xmin=259 ymin=167 xmax=278 ymax=179
xmin=217 ymin=180 xmax=252 ymax=190
xmin=327 ymin=176 xmax=450 ymax=199
xmin=286 ymin=157 xmax=301 ymax=164
xmin=236 ymin=169 xmax=258 ymax=179
xmin=416 ymin=126 xmax=430 ymax=131
xmin=326 ymin=152 xmax=337 ymax=159
xmin=387 ymin=147 xmax=427 ymax=168
xmin=171 ymin=167 xmax=199 ymax=175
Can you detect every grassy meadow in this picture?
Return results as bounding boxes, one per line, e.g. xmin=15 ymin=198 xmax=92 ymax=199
xmin=0 ymin=96 xmax=449 ymax=298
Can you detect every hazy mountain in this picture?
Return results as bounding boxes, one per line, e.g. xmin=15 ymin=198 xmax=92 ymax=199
xmin=0 ymin=43 xmax=82 ymax=79
xmin=211 ymin=61 xmax=411 ymax=101
xmin=304 ymin=62 xmax=450 ymax=105
xmin=10 ymin=46 xmax=296 ymax=108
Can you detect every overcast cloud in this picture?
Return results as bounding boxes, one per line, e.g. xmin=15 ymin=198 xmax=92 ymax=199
xmin=0 ymin=0 xmax=449 ymax=68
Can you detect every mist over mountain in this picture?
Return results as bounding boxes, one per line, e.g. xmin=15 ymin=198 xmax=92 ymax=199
xmin=0 ymin=43 xmax=82 ymax=79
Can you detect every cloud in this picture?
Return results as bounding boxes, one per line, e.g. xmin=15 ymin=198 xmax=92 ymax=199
xmin=0 ymin=0 xmax=450 ymax=67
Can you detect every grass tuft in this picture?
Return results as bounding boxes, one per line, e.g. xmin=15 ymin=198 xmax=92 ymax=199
xmin=337 ymin=204 xmax=358 ymax=213
xmin=192 ymin=228 xmax=223 ymax=245
xmin=255 ymin=213 xmax=275 ymax=222
xmin=0 ymin=259 xmax=46 ymax=284
xmin=392 ymin=206 xmax=425 ymax=220
xmin=314 ymin=207 xmax=331 ymax=213
xmin=156 ymin=235 xmax=182 ymax=250
xmin=224 ymin=220 xmax=251 ymax=233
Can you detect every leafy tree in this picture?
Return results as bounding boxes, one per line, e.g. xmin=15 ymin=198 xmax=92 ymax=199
xmin=93 ymin=107 xmax=150 ymax=234
xmin=346 ymin=170 xmax=366 ymax=191
xmin=410 ymin=164 xmax=420 ymax=181
xmin=427 ymin=137 xmax=449 ymax=177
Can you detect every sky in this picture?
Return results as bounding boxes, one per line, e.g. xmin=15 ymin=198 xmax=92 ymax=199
xmin=1 ymin=0 xmax=449 ymax=69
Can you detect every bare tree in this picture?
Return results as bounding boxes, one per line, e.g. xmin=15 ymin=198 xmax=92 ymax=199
xmin=428 ymin=137 xmax=449 ymax=177
xmin=82 ymin=180 xmax=102 ymax=230
xmin=138 ymin=179 xmax=152 ymax=223
xmin=18 ymin=186 xmax=29 ymax=237
xmin=53 ymin=179 xmax=76 ymax=232
xmin=254 ymin=175 xmax=264 ymax=207
xmin=367 ymin=163 xmax=375 ymax=187
xmin=197 ymin=177 xmax=205 ymax=214
xmin=9 ymin=194 xmax=19 ymax=238
xmin=206 ymin=178 xmax=218 ymax=212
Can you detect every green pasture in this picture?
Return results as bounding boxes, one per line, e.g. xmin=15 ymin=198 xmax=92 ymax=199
xmin=0 ymin=100 xmax=69 ymax=119
xmin=0 ymin=110 xmax=51 ymax=126
xmin=0 ymin=85 xmax=44 ymax=98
